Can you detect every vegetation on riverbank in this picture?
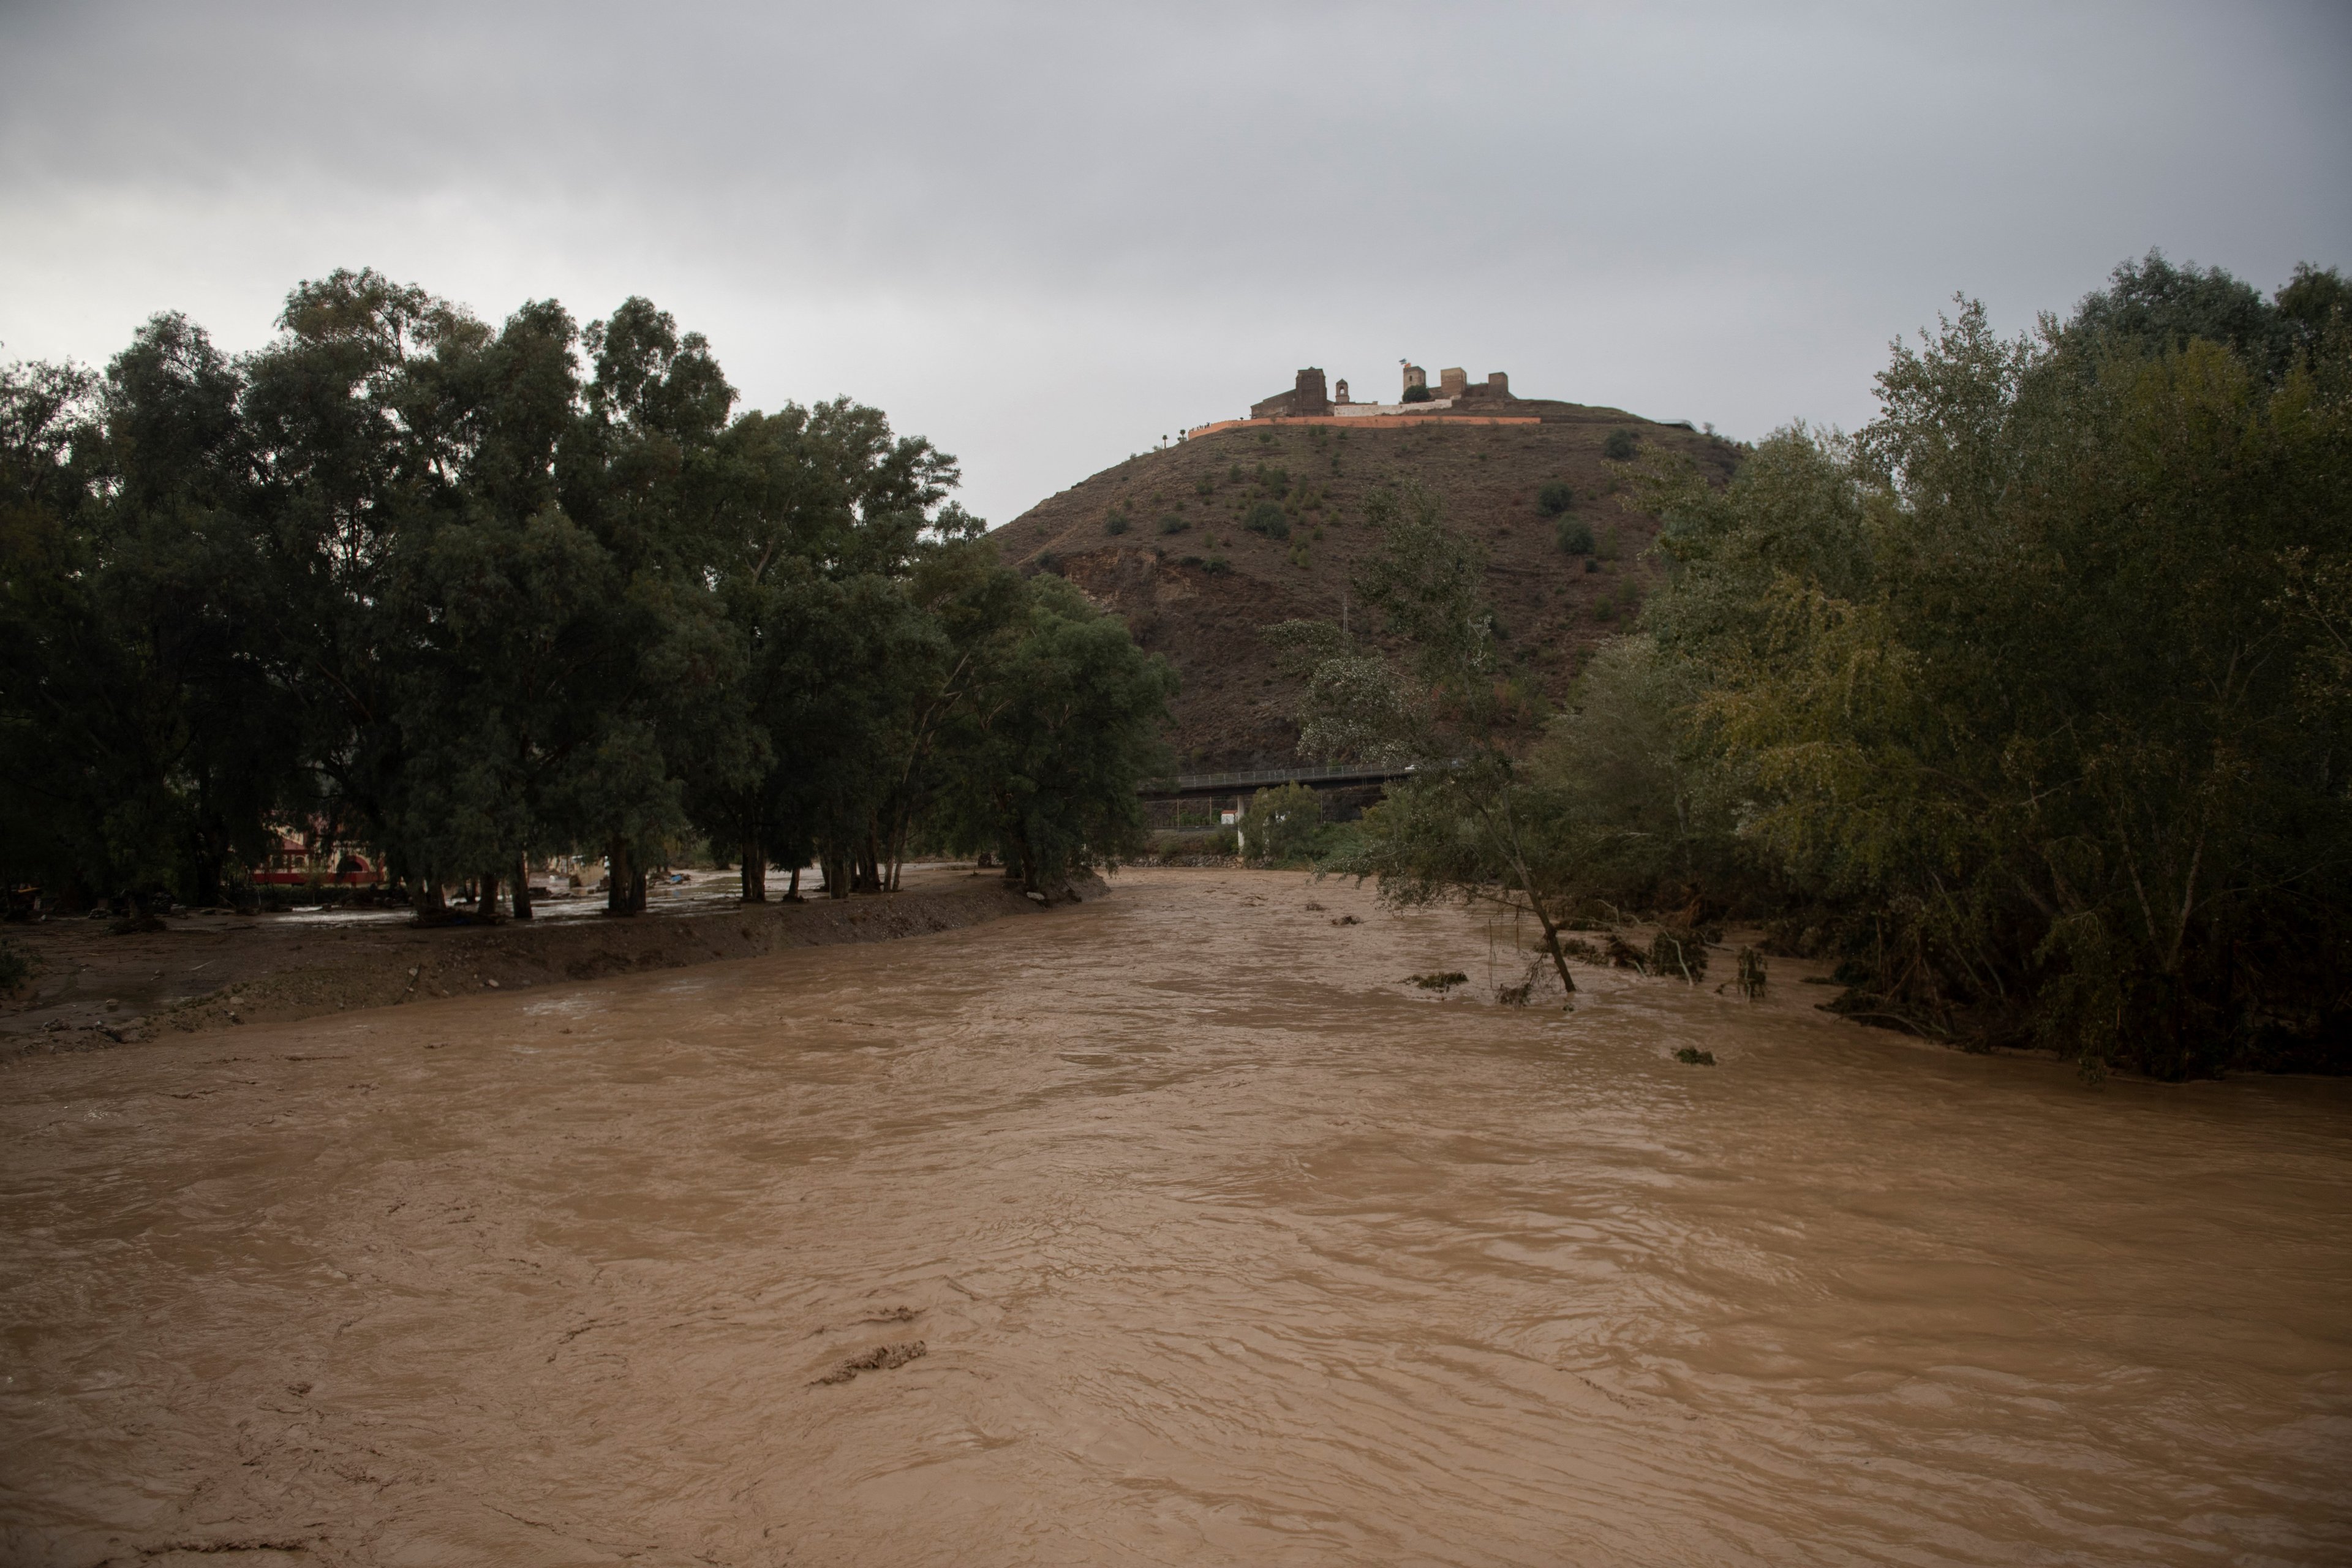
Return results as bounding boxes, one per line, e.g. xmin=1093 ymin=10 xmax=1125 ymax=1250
xmin=1280 ymin=254 xmax=2352 ymax=1079
xmin=0 ymin=273 xmax=1174 ymax=914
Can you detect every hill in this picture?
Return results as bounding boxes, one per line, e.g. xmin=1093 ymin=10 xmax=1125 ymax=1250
xmin=986 ymin=397 xmax=1741 ymax=770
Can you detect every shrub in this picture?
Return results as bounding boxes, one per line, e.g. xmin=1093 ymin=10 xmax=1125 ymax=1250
xmin=1584 ymin=556 xmax=1602 ymax=573
xmin=1402 ymin=384 xmax=1433 ymax=404
xmin=1602 ymin=429 xmax=1638 ymax=461
xmin=1104 ymin=511 xmax=1130 ymax=535
xmin=1196 ymin=477 xmax=1215 ymax=498
xmin=1203 ymin=555 xmax=1232 ymax=575
xmin=1239 ymin=780 xmax=1322 ymax=864
xmin=1035 ymin=552 xmax=1062 ymax=576
xmin=1537 ymin=481 xmax=1575 ymax=516
xmin=1244 ymin=501 xmax=1290 ymax=539
xmin=1289 ymin=543 xmax=1310 ymax=570
xmin=0 ymin=938 xmax=28 ymax=993
xmin=1649 ymin=928 xmax=1709 ymax=982
xmin=1555 ymin=516 xmax=1595 ymax=555
xmin=1257 ymin=466 xmax=1290 ymax=498
xmin=1158 ymin=514 xmax=1189 ymax=535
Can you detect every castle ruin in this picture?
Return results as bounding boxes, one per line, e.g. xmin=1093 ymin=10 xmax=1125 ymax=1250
xmin=1246 ymin=360 xmax=1511 ymax=423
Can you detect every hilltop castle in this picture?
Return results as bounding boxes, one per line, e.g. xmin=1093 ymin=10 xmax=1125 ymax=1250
xmin=1249 ymin=361 xmax=1512 ymax=421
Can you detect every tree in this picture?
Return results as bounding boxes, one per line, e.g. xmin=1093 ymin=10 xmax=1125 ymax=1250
xmin=930 ymin=573 xmax=1176 ymax=895
xmin=1239 ymin=781 xmax=1321 ymax=864
xmin=1643 ymin=265 xmax=2352 ymax=1076
xmin=1272 ymin=484 xmax=1585 ymax=993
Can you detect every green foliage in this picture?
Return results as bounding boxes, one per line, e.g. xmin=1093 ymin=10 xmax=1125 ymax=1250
xmin=1104 ymin=510 xmax=1129 ymax=535
xmin=0 ymin=270 xmax=1174 ymax=916
xmin=1158 ymin=514 xmax=1189 ymax=535
xmin=1555 ymin=516 xmax=1595 ymax=555
xmin=1643 ymin=260 xmax=2352 ymax=1076
xmin=1238 ymin=781 xmax=1322 ymax=864
xmin=926 ymin=576 xmax=1177 ymax=894
xmin=1245 ymin=500 xmax=1290 ymax=538
xmin=1537 ymin=481 xmax=1575 ymax=516
xmin=1401 ymin=384 xmax=1433 ymax=404
xmin=1602 ymin=429 xmax=1638 ymax=461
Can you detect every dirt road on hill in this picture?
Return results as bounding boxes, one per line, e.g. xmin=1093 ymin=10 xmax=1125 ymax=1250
xmin=3 ymin=869 xmax=2348 ymax=1566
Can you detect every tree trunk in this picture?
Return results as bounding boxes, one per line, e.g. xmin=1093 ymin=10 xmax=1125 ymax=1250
xmin=606 ymin=839 xmax=634 ymax=916
xmin=412 ymin=879 xmax=446 ymax=924
xmin=478 ymin=869 xmax=500 ymax=921
xmin=740 ymin=835 xmax=766 ymax=903
xmin=857 ymin=829 xmax=882 ymax=894
xmin=511 ymin=856 xmax=532 ymax=921
xmin=786 ymin=864 xmax=802 ymax=901
xmin=630 ymin=865 xmax=648 ymax=914
xmin=194 ymin=849 xmax=222 ymax=908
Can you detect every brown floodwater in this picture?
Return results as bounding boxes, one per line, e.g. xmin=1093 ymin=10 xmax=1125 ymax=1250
xmin=3 ymin=868 xmax=2348 ymax=1566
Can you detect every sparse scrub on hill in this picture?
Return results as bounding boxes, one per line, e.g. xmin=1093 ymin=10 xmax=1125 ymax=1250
xmin=1603 ymin=430 xmax=1639 ymax=460
xmin=1538 ymin=481 xmax=1576 ymax=516
xmin=1245 ymin=502 xmax=1291 ymax=540
xmin=1158 ymin=514 xmax=1189 ymax=535
xmin=1555 ymin=517 xmax=1596 ymax=555
xmin=1104 ymin=511 xmax=1129 ymax=535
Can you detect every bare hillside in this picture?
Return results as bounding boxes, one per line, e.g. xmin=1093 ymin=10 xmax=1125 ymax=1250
xmin=987 ymin=401 xmax=1740 ymax=769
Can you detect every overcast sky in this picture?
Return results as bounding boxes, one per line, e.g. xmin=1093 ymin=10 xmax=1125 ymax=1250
xmin=4 ymin=1 xmax=2347 ymax=526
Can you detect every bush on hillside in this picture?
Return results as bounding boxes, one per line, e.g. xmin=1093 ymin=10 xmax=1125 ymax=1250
xmin=1603 ymin=429 xmax=1639 ymax=461
xmin=1245 ymin=501 xmax=1291 ymax=540
xmin=1537 ymin=481 xmax=1575 ymax=516
xmin=1103 ymin=510 xmax=1129 ymax=535
xmin=1556 ymin=516 xmax=1596 ymax=555
xmin=1158 ymin=514 xmax=1189 ymax=535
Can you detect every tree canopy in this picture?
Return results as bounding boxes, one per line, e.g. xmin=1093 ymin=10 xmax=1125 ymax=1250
xmin=0 ymin=270 xmax=1174 ymax=917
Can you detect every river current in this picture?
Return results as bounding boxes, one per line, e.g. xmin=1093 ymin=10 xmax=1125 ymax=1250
xmin=3 ymin=868 xmax=2346 ymax=1566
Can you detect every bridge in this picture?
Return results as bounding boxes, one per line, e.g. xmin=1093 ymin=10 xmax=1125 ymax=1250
xmin=1138 ymin=760 xmax=1420 ymax=801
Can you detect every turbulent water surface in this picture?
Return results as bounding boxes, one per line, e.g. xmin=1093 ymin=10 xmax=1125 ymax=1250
xmin=3 ymin=869 xmax=2347 ymax=1566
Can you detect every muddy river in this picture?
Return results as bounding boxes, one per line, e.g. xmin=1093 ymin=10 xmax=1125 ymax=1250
xmin=3 ymin=869 xmax=2347 ymax=1566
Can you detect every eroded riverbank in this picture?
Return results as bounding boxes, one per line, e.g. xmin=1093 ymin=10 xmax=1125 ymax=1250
xmin=3 ymin=868 xmax=2347 ymax=1566
xmin=1 ymin=865 xmax=1069 ymax=1056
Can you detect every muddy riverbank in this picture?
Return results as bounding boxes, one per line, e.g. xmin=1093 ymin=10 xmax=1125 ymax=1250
xmin=2 ymin=868 xmax=2347 ymax=1566
xmin=1 ymin=865 xmax=1084 ymax=1057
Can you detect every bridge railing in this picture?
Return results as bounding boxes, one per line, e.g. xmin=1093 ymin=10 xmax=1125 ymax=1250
xmin=1139 ymin=761 xmax=1419 ymax=796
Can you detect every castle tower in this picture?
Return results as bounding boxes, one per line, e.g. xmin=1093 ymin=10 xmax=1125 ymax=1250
xmin=1334 ymin=378 xmax=1351 ymax=405
xmin=1294 ymin=367 xmax=1330 ymax=417
xmin=1401 ymin=361 xmax=1427 ymax=397
xmin=1439 ymin=366 xmax=1468 ymax=399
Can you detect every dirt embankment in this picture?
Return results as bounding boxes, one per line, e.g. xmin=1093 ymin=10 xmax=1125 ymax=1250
xmin=2 ymin=866 xmax=1091 ymax=1057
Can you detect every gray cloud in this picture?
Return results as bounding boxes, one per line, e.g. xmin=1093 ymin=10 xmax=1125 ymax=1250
xmin=5 ymin=0 xmax=2347 ymax=525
